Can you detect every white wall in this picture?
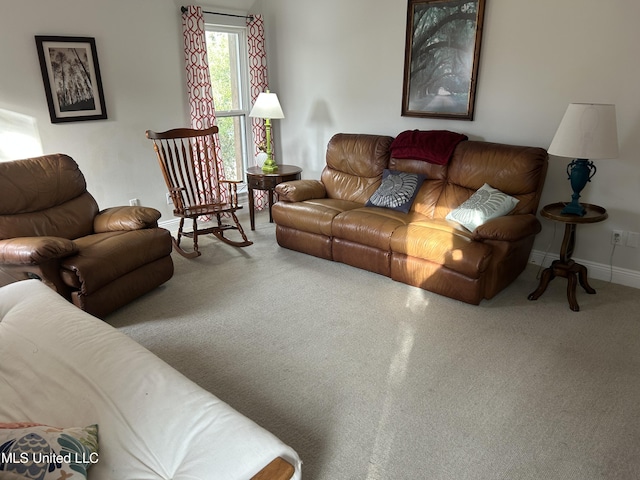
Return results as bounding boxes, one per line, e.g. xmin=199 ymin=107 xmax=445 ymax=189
xmin=0 ymin=0 xmax=191 ymax=221
xmin=1 ymin=0 xmax=638 ymax=282
xmin=262 ymin=0 xmax=640 ymax=280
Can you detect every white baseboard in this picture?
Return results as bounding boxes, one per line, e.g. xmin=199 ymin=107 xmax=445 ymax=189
xmin=528 ymin=249 xmax=640 ymax=289
xmin=159 ymin=218 xmax=181 ymax=233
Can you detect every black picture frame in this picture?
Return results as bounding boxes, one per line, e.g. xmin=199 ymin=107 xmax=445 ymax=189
xmin=35 ymin=36 xmax=107 ymax=123
xmin=402 ymin=0 xmax=486 ymax=120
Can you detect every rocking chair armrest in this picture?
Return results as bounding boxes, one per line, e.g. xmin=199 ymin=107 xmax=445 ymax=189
xmin=94 ymin=206 xmax=162 ymax=232
xmin=0 ymin=237 xmax=78 ymax=265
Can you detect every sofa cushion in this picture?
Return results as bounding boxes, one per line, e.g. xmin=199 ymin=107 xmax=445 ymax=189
xmin=272 ymin=198 xmax=362 ymax=237
xmin=59 ymin=228 xmax=173 ymax=294
xmin=0 ymin=423 xmax=98 ymax=480
xmin=0 ymin=154 xmax=87 ymax=215
xmin=333 ymin=208 xmax=426 ymax=250
xmin=443 ymin=141 xmax=548 ymax=215
xmin=365 ymin=169 xmax=426 ymax=213
xmin=322 ymin=134 xmax=393 ymax=203
xmin=446 ymin=183 xmax=519 ymax=231
xmin=390 ymin=220 xmax=492 ymax=278
xmin=0 ymin=193 xmax=99 ymax=241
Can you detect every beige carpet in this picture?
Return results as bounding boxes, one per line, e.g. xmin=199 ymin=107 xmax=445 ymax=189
xmin=108 ymin=212 xmax=640 ymax=480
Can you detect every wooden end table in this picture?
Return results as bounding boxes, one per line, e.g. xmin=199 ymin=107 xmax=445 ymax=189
xmin=528 ymin=202 xmax=608 ymax=312
xmin=246 ymin=165 xmax=302 ymax=230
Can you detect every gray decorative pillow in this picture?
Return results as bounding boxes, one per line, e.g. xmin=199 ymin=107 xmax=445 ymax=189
xmin=366 ymin=169 xmax=426 ymax=213
xmin=446 ymin=183 xmax=519 ymax=231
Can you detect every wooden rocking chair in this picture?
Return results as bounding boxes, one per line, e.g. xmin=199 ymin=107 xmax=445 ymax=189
xmin=146 ymin=127 xmax=252 ymax=258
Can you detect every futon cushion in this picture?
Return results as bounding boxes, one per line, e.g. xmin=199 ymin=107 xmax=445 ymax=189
xmin=365 ymin=170 xmax=426 ymax=213
xmin=0 ymin=423 xmax=98 ymax=480
xmin=446 ymin=183 xmax=519 ymax=231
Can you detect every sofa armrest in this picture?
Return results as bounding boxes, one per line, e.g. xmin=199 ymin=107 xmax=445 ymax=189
xmin=0 ymin=237 xmax=78 ymax=265
xmin=94 ymin=206 xmax=162 ymax=232
xmin=472 ymin=214 xmax=542 ymax=242
xmin=275 ymin=180 xmax=326 ymax=202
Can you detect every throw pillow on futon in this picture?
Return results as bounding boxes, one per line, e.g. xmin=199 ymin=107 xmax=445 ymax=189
xmin=0 ymin=423 xmax=99 ymax=480
xmin=366 ymin=169 xmax=426 ymax=213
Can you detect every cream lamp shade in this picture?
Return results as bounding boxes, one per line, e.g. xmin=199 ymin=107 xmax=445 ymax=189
xmin=548 ymin=103 xmax=618 ymax=160
xmin=249 ymin=92 xmax=284 ymax=119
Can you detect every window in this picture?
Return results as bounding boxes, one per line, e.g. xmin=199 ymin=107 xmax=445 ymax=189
xmin=204 ymin=22 xmax=251 ymax=183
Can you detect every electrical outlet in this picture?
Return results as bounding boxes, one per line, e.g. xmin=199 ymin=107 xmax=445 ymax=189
xmin=612 ymin=230 xmax=624 ymax=245
xmin=129 ymin=198 xmax=140 ymax=206
xmin=166 ymin=192 xmax=173 ymax=205
xmin=627 ymin=231 xmax=639 ymax=248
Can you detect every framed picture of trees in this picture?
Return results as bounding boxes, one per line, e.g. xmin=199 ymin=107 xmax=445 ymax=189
xmin=35 ymin=36 xmax=107 ymax=123
xmin=402 ymin=0 xmax=485 ymax=120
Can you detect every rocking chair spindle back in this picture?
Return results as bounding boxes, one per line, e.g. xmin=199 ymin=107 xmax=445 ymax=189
xmin=146 ymin=127 xmax=252 ymax=258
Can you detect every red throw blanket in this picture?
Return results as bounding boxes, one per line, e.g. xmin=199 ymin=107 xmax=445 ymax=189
xmin=390 ymin=129 xmax=468 ymax=165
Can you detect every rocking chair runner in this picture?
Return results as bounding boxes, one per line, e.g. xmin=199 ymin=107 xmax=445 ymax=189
xmin=146 ymin=127 xmax=252 ymax=258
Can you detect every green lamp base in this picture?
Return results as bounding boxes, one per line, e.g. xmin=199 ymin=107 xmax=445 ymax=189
xmin=261 ymin=158 xmax=278 ymax=173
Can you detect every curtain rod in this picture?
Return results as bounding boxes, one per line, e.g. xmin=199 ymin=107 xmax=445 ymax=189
xmin=180 ymin=6 xmax=254 ymax=21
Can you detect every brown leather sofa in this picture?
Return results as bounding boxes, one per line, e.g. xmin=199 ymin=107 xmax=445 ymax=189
xmin=272 ymin=133 xmax=548 ymax=304
xmin=0 ymin=153 xmax=174 ymax=318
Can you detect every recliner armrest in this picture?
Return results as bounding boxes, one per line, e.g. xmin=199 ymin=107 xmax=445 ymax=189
xmin=275 ymin=180 xmax=326 ymax=202
xmin=0 ymin=237 xmax=78 ymax=265
xmin=94 ymin=206 xmax=162 ymax=232
xmin=472 ymin=214 xmax=542 ymax=242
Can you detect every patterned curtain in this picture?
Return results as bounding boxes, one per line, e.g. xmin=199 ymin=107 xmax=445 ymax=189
xmin=182 ymin=5 xmax=228 ymax=204
xmin=247 ymin=14 xmax=269 ymax=211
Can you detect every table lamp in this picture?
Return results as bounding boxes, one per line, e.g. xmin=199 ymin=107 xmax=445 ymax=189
xmin=547 ymin=103 xmax=618 ymax=216
xmin=249 ymin=90 xmax=284 ymax=173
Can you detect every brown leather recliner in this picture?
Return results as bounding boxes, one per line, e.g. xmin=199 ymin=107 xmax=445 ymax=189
xmin=0 ymin=154 xmax=174 ymax=318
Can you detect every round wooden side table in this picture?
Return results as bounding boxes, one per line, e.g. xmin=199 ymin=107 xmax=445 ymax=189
xmin=246 ymin=165 xmax=302 ymax=230
xmin=528 ymin=202 xmax=608 ymax=311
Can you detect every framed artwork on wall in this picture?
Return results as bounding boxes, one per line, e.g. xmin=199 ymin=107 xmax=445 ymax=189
xmin=402 ymin=0 xmax=486 ymax=120
xmin=35 ymin=36 xmax=107 ymax=123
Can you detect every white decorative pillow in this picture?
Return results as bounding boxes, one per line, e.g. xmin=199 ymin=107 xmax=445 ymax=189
xmin=446 ymin=183 xmax=519 ymax=231
xmin=0 ymin=423 xmax=99 ymax=480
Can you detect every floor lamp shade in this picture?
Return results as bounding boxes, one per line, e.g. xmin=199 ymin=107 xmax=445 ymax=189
xmin=548 ymin=103 xmax=618 ymax=215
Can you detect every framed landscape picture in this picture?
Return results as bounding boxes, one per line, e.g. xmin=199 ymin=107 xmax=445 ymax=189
xmin=35 ymin=36 xmax=107 ymax=123
xmin=402 ymin=0 xmax=486 ymax=120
